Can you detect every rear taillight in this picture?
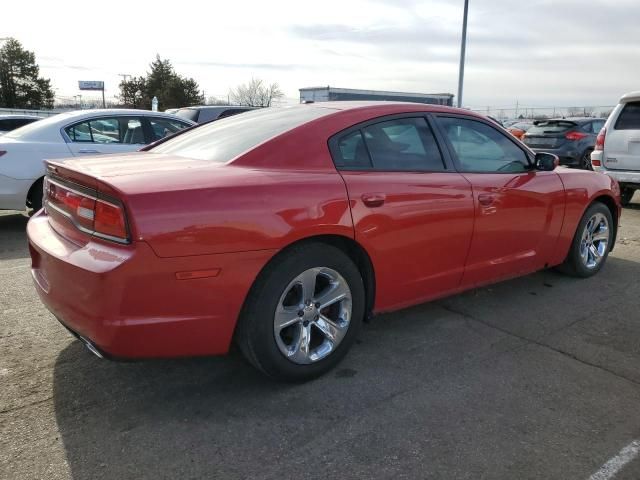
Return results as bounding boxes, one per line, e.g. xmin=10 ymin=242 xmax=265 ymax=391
xmin=94 ymin=199 xmax=128 ymax=241
xmin=565 ymin=131 xmax=589 ymax=141
xmin=594 ymin=127 xmax=606 ymax=151
xmin=44 ymin=177 xmax=129 ymax=243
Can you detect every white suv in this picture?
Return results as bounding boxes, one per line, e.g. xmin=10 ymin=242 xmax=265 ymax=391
xmin=591 ymin=91 xmax=640 ymax=205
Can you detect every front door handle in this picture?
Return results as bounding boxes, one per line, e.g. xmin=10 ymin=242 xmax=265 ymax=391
xmin=78 ymin=149 xmax=102 ymax=154
xmin=361 ymin=193 xmax=386 ymax=208
xmin=478 ymin=193 xmax=495 ymax=206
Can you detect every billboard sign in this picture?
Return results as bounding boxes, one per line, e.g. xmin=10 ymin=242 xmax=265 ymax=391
xmin=78 ymin=81 xmax=104 ymax=91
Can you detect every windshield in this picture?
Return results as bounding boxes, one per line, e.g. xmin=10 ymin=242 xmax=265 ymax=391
xmin=151 ymin=106 xmax=334 ymax=162
xmin=527 ymin=120 xmax=577 ymax=135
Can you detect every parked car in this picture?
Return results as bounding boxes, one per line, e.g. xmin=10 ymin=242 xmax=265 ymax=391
xmin=0 ymin=114 xmax=42 ymax=135
xmin=507 ymin=121 xmax=533 ymax=140
xmin=591 ymin=91 xmax=640 ymax=206
xmin=0 ymin=109 xmax=194 ymax=212
xmin=175 ymin=105 xmax=256 ymax=124
xmin=522 ymin=117 xmax=605 ymax=169
xmin=27 ymin=102 xmax=621 ymax=381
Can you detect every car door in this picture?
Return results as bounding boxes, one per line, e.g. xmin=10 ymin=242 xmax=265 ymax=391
xmin=433 ymin=115 xmax=565 ymax=288
xmin=64 ymin=116 xmax=148 ymax=156
xmin=329 ymin=115 xmax=475 ymax=311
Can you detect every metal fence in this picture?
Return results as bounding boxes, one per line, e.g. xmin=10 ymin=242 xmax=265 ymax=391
xmin=468 ymin=105 xmax=616 ymax=121
xmin=0 ymin=107 xmax=64 ymax=117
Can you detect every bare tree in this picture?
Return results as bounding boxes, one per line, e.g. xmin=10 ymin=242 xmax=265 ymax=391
xmin=567 ymin=107 xmax=583 ymax=117
xmin=229 ymin=78 xmax=284 ymax=107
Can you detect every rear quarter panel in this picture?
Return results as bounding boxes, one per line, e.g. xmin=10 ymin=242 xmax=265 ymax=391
xmin=549 ymin=169 xmax=621 ymax=265
xmin=126 ymin=166 xmax=353 ymax=257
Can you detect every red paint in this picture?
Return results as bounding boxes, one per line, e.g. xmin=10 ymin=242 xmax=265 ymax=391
xmin=27 ymin=103 xmax=621 ymax=359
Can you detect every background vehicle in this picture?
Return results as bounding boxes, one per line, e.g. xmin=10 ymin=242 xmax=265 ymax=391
xmin=0 ymin=114 xmax=41 ymax=135
xmin=0 ymin=109 xmax=194 ymax=212
xmin=507 ymin=121 xmax=533 ymax=140
xmin=592 ymin=91 xmax=640 ymax=206
xmin=175 ymin=105 xmax=256 ymax=124
xmin=27 ymin=103 xmax=620 ymax=381
xmin=522 ymin=117 xmax=604 ymax=169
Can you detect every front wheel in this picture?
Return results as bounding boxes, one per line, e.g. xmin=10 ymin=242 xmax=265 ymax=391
xmin=236 ymin=243 xmax=365 ymax=382
xmin=558 ymin=202 xmax=613 ymax=278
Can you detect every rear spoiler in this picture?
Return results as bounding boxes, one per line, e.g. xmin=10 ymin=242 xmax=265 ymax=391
xmin=533 ymin=119 xmax=578 ymax=126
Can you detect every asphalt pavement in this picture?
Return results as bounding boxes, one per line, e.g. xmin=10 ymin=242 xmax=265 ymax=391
xmin=2 ymin=201 xmax=640 ymax=480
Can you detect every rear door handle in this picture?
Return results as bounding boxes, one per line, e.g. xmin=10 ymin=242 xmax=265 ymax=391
xmin=478 ymin=193 xmax=495 ymax=206
xmin=361 ymin=193 xmax=386 ymax=208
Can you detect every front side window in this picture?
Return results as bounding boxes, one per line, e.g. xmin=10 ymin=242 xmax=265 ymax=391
xmin=65 ymin=117 xmax=145 ymax=144
xmin=614 ymin=102 xmax=640 ymax=130
xmin=438 ymin=117 xmax=529 ymax=173
xmin=149 ymin=117 xmax=191 ymax=141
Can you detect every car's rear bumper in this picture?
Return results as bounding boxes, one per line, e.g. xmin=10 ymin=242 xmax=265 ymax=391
xmin=27 ymin=210 xmax=277 ymax=359
xmin=591 ymin=166 xmax=640 ymax=187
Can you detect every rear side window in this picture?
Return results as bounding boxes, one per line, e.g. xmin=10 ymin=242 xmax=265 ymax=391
xmin=614 ymin=102 xmax=640 ymax=130
xmin=65 ymin=117 xmax=145 ymax=144
xmin=148 ymin=117 xmax=191 ymax=141
xmin=151 ymin=106 xmax=333 ymax=162
xmin=333 ymin=117 xmax=445 ymax=171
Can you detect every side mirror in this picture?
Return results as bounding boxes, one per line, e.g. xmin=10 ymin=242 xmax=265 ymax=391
xmin=535 ymin=152 xmax=559 ymax=171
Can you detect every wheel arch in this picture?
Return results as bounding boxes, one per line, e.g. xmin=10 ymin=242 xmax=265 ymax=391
xmin=26 ymin=176 xmax=45 ymax=209
xmin=236 ymin=234 xmax=377 ymax=338
xmin=591 ymin=194 xmax=619 ymax=251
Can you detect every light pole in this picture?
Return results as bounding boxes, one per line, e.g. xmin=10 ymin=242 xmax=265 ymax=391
xmin=457 ymin=0 xmax=469 ymax=108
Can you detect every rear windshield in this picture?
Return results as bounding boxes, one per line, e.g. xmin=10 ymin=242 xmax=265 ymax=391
xmin=151 ymin=106 xmax=334 ymax=162
xmin=614 ymin=102 xmax=640 ymax=130
xmin=527 ymin=120 xmax=577 ymax=135
xmin=175 ymin=109 xmax=199 ymax=122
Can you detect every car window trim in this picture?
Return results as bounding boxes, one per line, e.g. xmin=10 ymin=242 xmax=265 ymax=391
xmin=431 ymin=113 xmax=535 ymax=174
xmin=327 ymin=112 xmax=452 ymax=173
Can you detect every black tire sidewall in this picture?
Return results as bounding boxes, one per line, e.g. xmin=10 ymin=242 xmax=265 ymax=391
xmin=240 ymin=243 xmax=365 ymax=382
xmin=567 ymin=202 xmax=613 ymax=277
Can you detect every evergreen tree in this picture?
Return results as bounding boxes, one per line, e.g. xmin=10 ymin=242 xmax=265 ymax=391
xmin=118 ymin=55 xmax=203 ymax=110
xmin=0 ymin=38 xmax=54 ymax=109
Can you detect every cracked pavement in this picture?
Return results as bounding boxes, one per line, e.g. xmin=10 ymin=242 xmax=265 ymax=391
xmin=2 ymin=202 xmax=640 ymax=480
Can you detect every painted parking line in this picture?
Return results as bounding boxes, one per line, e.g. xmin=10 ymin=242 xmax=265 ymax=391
xmin=588 ymin=440 xmax=640 ymax=480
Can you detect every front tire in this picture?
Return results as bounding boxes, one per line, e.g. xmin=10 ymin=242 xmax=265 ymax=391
xmin=236 ymin=243 xmax=365 ymax=382
xmin=558 ymin=202 xmax=613 ymax=278
xmin=621 ymin=187 xmax=635 ymax=207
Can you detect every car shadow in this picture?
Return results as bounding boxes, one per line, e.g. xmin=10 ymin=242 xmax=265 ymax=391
xmin=51 ymin=255 xmax=640 ymax=479
xmin=0 ymin=212 xmax=29 ymax=260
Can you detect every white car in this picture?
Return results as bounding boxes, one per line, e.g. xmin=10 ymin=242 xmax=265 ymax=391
xmin=0 ymin=109 xmax=195 ymax=211
xmin=591 ymin=91 xmax=640 ymax=205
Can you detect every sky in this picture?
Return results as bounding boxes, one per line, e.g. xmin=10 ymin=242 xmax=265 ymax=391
xmin=2 ymin=0 xmax=638 ymax=111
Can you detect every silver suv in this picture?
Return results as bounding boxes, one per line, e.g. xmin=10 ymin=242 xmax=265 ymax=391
xmin=592 ymin=91 xmax=640 ymax=205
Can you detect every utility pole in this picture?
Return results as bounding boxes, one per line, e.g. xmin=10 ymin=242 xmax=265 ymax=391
xmin=118 ymin=74 xmax=131 ymax=83
xmin=456 ymin=0 xmax=470 ymax=108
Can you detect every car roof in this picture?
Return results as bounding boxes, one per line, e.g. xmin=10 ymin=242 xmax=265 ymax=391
xmin=180 ymin=105 xmax=256 ymax=111
xmin=620 ymin=91 xmax=640 ymax=103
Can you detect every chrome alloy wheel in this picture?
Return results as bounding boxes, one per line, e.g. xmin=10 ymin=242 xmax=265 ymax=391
xmin=579 ymin=212 xmax=610 ymax=269
xmin=273 ymin=267 xmax=352 ymax=365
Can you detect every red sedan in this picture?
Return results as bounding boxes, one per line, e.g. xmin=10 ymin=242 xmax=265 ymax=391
xmin=27 ymin=102 xmax=621 ymax=381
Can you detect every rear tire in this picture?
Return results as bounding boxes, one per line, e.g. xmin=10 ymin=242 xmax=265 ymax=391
xmin=621 ymin=187 xmax=635 ymax=207
xmin=27 ymin=178 xmax=44 ymax=212
xmin=557 ymin=202 xmax=613 ymax=278
xmin=580 ymin=149 xmax=593 ymax=170
xmin=236 ymin=243 xmax=365 ymax=382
